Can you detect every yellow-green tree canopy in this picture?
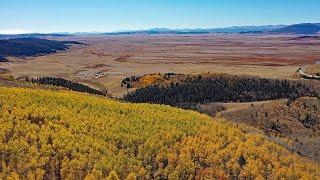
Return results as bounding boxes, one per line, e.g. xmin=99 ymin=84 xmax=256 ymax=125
xmin=0 ymin=87 xmax=319 ymax=179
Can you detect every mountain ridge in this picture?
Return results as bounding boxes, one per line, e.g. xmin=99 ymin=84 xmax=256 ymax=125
xmin=271 ymin=23 xmax=320 ymax=34
xmin=1 ymin=23 xmax=320 ymax=37
xmin=103 ymin=23 xmax=320 ymax=35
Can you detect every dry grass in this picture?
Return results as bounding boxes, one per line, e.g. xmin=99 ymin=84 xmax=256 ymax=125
xmin=1 ymin=34 xmax=319 ymax=96
xmin=306 ymin=64 xmax=320 ymax=76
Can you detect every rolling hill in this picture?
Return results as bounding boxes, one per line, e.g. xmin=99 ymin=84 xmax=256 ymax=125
xmin=124 ymin=74 xmax=318 ymax=107
xmin=0 ymin=38 xmax=83 ymax=60
xmin=0 ymin=87 xmax=319 ymax=179
xmin=272 ymin=23 xmax=320 ymax=34
xmin=0 ymin=33 xmax=71 ymax=40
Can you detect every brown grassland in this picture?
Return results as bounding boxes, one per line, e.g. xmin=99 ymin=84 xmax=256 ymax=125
xmin=1 ymin=34 xmax=320 ymax=97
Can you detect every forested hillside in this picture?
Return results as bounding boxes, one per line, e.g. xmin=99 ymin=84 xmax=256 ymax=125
xmin=217 ymin=97 xmax=320 ymax=162
xmin=0 ymin=87 xmax=319 ymax=179
xmin=31 ymin=77 xmax=106 ymax=96
xmin=0 ymin=38 xmax=83 ymax=59
xmin=124 ymin=74 xmax=317 ymax=107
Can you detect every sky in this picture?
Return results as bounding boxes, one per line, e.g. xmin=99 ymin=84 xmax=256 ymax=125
xmin=1 ymin=0 xmax=320 ymax=34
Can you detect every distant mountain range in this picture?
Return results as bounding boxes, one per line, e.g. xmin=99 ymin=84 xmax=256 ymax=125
xmin=103 ymin=25 xmax=286 ymax=35
xmin=0 ymin=23 xmax=320 ymax=38
xmin=271 ymin=23 xmax=320 ymax=34
xmin=104 ymin=23 xmax=320 ymax=35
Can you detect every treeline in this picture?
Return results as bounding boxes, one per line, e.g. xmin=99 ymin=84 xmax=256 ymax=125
xmin=31 ymin=77 xmax=106 ymax=96
xmin=0 ymin=38 xmax=84 ymax=59
xmin=124 ymin=75 xmax=317 ymax=107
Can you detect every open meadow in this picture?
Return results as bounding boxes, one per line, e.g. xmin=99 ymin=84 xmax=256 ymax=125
xmin=1 ymin=34 xmax=320 ymax=96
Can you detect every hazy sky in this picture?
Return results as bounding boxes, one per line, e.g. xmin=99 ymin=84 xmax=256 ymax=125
xmin=1 ymin=0 xmax=319 ymax=34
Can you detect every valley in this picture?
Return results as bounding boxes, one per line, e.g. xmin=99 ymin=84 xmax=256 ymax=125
xmin=1 ymin=34 xmax=320 ymax=97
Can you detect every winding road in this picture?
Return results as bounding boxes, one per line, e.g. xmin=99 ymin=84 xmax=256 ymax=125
xmin=298 ymin=67 xmax=320 ymax=80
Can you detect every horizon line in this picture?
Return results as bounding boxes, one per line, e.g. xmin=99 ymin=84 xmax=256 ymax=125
xmin=0 ymin=22 xmax=319 ymax=35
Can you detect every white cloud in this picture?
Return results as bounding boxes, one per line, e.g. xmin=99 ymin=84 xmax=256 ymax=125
xmin=0 ymin=29 xmax=30 ymax=34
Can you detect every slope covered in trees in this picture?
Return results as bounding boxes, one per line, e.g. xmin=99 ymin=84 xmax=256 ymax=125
xmin=203 ymin=97 xmax=320 ymax=162
xmin=124 ymin=74 xmax=317 ymax=108
xmin=0 ymin=87 xmax=319 ymax=179
xmin=31 ymin=77 xmax=106 ymax=96
xmin=0 ymin=38 xmax=83 ymax=59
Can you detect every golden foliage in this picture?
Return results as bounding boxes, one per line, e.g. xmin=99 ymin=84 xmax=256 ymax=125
xmin=139 ymin=74 xmax=164 ymax=87
xmin=0 ymin=87 xmax=319 ymax=179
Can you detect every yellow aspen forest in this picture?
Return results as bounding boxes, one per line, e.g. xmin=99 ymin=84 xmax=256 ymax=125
xmin=0 ymin=87 xmax=319 ymax=179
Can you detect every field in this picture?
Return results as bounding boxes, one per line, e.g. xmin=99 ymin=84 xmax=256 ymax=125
xmin=306 ymin=64 xmax=320 ymax=75
xmin=1 ymin=34 xmax=320 ymax=96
